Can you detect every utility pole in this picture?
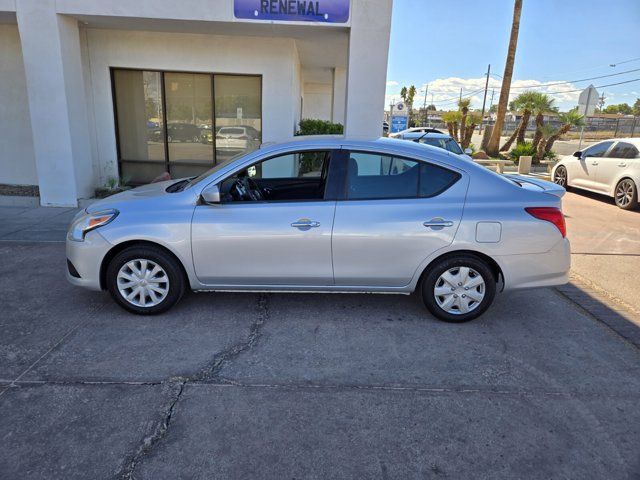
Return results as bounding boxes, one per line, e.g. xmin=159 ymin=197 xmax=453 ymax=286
xmin=578 ymin=88 xmax=593 ymax=150
xmin=429 ymin=93 xmax=434 ymax=127
xmin=459 ymin=87 xmax=463 ymax=103
xmin=422 ymin=84 xmax=429 ymax=126
xmin=479 ymin=64 xmax=491 ymax=134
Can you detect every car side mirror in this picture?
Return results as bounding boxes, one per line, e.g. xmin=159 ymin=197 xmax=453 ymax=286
xmin=201 ymin=184 xmax=221 ymax=204
xmin=573 ymin=151 xmax=583 ymax=158
xmin=464 ymin=148 xmax=472 ymax=155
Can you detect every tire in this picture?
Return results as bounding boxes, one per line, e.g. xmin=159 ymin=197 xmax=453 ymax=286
xmin=106 ymin=245 xmax=186 ymax=315
xmin=421 ymin=254 xmax=496 ymax=323
xmin=553 ymin=166 xmax=568 ymax=189
xmin=614 ymin=178 xmax=638 ymax=210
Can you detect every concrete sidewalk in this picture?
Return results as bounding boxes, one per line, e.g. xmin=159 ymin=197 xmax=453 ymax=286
xmin=0 ymin=206 xmax=80 ymax=242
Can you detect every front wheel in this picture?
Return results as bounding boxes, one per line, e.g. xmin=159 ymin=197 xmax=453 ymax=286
xmin=553 ymin=165 xmax=568 ymax=189
xmin=421 ymin=255 xmax=496 ymax=323
xmin=614 ymin=178 xmax=638 ymax=210
xmin=106 ymin=246 xmax=186 ymax=315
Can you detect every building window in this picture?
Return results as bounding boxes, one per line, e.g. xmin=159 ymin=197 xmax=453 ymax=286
xmin=112 ymin=69 xmax=261 ymax=184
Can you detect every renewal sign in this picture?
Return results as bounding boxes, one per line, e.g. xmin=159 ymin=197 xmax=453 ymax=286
xmin=234 ymin=0 xmax=350 ymax=23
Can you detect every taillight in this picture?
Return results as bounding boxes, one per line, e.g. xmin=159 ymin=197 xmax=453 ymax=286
xmin=525 ymin=207 xmax=566 ymax=238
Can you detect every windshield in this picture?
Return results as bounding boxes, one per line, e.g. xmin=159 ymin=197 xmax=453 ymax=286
xmin=419 ymin=137 xmax=464 ymax=155
xmin=187 ymin=151 xmax=251 ymax=189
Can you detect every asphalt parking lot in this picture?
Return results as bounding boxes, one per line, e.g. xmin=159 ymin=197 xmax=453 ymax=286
xmin=1 ymin=193 xmax=639 ymax=479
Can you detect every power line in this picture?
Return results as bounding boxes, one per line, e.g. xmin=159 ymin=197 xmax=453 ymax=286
xmin=539 ymin=77 xmax=640 ymax=96
xmin=496 ymin=67 xmax=640 ymax=90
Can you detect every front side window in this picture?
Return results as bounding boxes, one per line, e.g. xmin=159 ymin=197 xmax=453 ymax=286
xmin=219 ymin=151 xmax=330 ymax=202
xmin=609 ymin=142 xmax=639 ymax=159
xmin=583 ymin=141 xmax=613 ymax=158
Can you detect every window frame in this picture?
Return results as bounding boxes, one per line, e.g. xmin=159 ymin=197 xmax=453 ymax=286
xmin=110 ymin=67 xmax=263 ymax=184
xmin=340 ymin=149 xmax=462 ymax=201
xmin=583 ymin=141 xmax=614 ymax=158
xmin=216 ymin=148 xmax=341 ymax=204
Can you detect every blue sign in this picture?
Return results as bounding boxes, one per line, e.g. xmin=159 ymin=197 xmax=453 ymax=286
xmin=390 ymin=115 xmax=408 ymax=133
xmin=234 ymin=0 xmax=350 ymax=23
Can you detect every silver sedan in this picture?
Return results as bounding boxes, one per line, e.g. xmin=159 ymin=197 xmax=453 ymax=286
xmin=67 ymin=137 xmax=570 ymax=322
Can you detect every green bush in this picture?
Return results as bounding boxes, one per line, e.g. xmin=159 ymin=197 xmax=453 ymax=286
xmin=509 ymin=142 xmax=536 ymax=163
xmin=296 ymin=119 xmax=344 ymax=136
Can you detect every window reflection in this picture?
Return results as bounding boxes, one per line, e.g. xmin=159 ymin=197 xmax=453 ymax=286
xmin=165 ymin=73 xmax=213 ymax=168
xmin=215 ymin=76 xmax=262 ymax=163
xmin=112 ymin=70 xmax=262 ymax=184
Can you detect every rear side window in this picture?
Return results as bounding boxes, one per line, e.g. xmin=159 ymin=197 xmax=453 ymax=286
xmin=346 ymin=152 xmax=460 ymax=200
xmin=609 ymin=142 xmax=639 ymax=159
xmin=420 ymin=163 xmax=461 ymax=197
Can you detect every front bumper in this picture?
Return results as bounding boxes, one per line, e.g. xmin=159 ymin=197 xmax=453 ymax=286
xmin=66 ymin=230 xmax=113 ymax=291
xmin=497 ymin=237 xmax=571 ymax=290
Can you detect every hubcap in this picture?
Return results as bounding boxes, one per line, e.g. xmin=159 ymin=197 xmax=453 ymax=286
xmin=434 ymin=266 xmax=485 ymax=315
xmin=117 ymin=259 xmax=169 ymax=308
xmin=554 ymin=168 xmax=566 ymax=187
xmin=616 ymin=180 xmax=634 ymax=207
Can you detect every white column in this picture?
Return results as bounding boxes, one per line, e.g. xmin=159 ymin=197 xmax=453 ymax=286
xmin=344 ymin=0 xmax=393 ymax=137
xmin=332 ymin=67 xmax=347 ymax=125
xmin=16 ymin=0 xmax=93 ymax=206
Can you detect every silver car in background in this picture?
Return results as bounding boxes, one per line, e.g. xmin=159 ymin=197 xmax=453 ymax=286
xmin=67 ymin=137 xmax=570 ymax=322
xmin=552 ymin=138 xmax=639 ymax=210
xmin=400 ymin=131 xmax=474 ymax=161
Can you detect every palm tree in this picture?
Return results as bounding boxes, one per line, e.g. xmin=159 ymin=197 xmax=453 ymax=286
xmin=461 ymin=111 xmax=482 ymax=149
xmin=543 ymin=111 xmax=585 ymax=153
xmin=486 ymin=0 xmax=523 ymax=156
xmin=500 ymin=91 xmax=539 ymax=152
xmin=441 ymin=111 xmax=461 ymax=140
xmin=535 ymin=124 xmax=557 ymax=159
xmin=530 ymin=94 xmax=555 ymax=151
xmin=458 ymin=98 xmax=471 ymax=144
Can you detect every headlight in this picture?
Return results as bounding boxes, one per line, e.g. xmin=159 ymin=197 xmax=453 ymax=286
xmin=68 ymin=209 xmax=118 ymax=242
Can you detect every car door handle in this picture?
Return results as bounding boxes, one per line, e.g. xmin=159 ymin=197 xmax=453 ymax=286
xmin=291 ymin=219 xmax=320 ymax=229
xmin=591 ymin=161 xmax=599 ymax=166
xmin=423 ymin=219 xmax=454 ymax=228
xmin=618 ymin=162 xmax=627 ymax=167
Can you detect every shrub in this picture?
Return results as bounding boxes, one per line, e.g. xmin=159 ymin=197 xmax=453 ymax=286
xmin=296 ymin=119 xmax=344 ymax=136
xmin=509 ymin=142 xmax=536 ymax=163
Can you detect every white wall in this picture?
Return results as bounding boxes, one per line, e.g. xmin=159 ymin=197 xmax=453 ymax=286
xmin=302 ymin=83 xmax=333 ymax=121
xmin=0 ymin=24 xmax=37 ymax=185
xmin=82 ymin=28 xmax=300 ymax=185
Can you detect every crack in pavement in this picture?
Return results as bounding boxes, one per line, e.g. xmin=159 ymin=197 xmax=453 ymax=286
xmin=116 ymin=293 xmax=270 ymax=480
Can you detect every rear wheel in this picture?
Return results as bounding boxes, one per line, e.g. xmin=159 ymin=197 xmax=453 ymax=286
xmin=614 ymin=178 xmax=638 ymax=210
xmin=106 ymin=246 xmax=186 ymax=315
xmin=421 ymin=255 xmax=496 ymax=323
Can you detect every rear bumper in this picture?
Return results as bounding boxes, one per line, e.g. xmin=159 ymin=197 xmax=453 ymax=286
xmin=497 ymin=237 xmax=571 ymax=290
xmin=66 ymin=230 xmax=112 ymax=291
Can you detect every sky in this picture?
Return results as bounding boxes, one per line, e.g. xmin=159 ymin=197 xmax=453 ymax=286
xmin=385 ymin=0 xmax=640 ymax=112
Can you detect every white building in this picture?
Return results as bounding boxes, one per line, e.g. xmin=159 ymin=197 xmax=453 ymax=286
xmin=0 ymin=0 xmax=392 ymax=206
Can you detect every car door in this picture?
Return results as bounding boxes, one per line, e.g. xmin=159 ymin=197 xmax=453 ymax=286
xmin=332 ymin=150 xmax=467 ymax=287
xmin=571 ymin=141 xmax=613 ymax=189
xmin=191 ymin=150 xmax=337 ymax=286
xmin=594 ymin=141 xmax=639 ymax=193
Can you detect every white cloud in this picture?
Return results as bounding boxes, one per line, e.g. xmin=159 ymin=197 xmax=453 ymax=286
xmin=386 ymin=80 xmax=399 ymax=87
xmin=384 ymin=76 xmax=584 ymax=111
